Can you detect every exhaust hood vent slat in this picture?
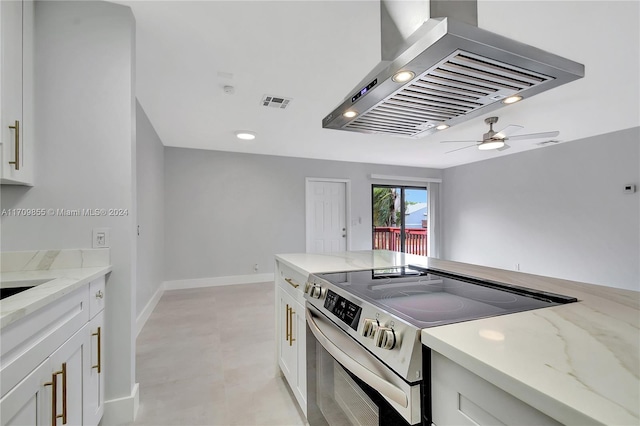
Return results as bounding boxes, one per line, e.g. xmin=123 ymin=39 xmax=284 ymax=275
xmin=438 ymin=63 xmax=535 ymax=90
xmin=419 ymin=75 xmax=498 ymax=95
xmin=385 ymin=98 xmax=469 ymax=115
xmin=379 ymin=103 xmax=457 ymax=121
xmin=450 ymin=53 xmax=550 ymax=84
xmin=373 ymin=107 xmax=431 ymax=121
xmin=429 ymin=68 xmax=522 ymax=91
xmin=342 ymin=49 xmax=557 ymax=137
xmin=365 ymin=113 xmax=425 ymax=126
xmin=400 ymin=89 xmax=483 ymax=108
xmin=407 ymin=84 xmax=481 ymax=101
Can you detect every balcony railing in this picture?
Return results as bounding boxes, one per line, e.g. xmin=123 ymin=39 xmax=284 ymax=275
xmin=373 ymin=227 xmax=428 ymax=256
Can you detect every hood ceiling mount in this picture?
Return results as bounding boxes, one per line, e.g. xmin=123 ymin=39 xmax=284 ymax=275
xmin=323 ymin=0 xmax=584 ymax=138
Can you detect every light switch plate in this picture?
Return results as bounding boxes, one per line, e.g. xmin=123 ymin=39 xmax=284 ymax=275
xmin=93 ymin=228 xmax=110 ymax=248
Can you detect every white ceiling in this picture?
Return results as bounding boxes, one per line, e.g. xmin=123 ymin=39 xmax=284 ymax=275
xmin=118 ymin=0 xmax=639 ymax=169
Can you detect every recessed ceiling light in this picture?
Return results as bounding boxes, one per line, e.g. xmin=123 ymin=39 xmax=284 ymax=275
xmin=436 ymin=124 xmax=449 ymax=130
xmin=343 ymin=111 xmax=357 ymax=118
xmin=502 ymin=95 xmax=523 ymax=105
xmin=235 ymin=131 xmax=256 ymax=140
xmin=478 ymin=139 xmax=505 ymax=150
xmin=392 ymin=70 xmax=415 ymax=83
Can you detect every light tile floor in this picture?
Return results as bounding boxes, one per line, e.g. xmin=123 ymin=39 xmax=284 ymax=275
xmin=131 ymin=283 xmax=306 ymax=426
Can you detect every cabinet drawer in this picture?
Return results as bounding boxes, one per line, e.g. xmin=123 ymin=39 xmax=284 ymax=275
xmin=88 ymin=276 xmax=105 ymax=319
xmin=0 ymin=286 xmax=89 ymax=397
xmin=276 ymin=261 xmax=308 ymax=301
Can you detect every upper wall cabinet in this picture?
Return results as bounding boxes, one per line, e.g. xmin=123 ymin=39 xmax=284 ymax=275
xmin=1 ymin=0 xmax=34 ymax=186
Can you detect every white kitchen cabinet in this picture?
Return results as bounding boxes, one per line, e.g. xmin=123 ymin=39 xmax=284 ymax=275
xmin=0 ymin=275 xmax=107 ymax=426
xmin=83 ymin=279 xmax=105 ymax=426
xmin=275 ymin=260 xmax=308 ymax=416
xmin=49 ymin=326 xmax=86 ymax=425
xmin=0 ymin=0 xmax=34 ymax=185
xmin=431 ymin=351 xmax=562 ymax=426
xmin=278 ymin=290 xmax=296 ymax=379
xmin=0 ymin=359 xmax=50 ymax=426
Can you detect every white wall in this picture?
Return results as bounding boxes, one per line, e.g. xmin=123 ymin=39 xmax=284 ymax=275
xmin=442 ymin=127 xmax=640 ymax=291
xmin=136 ymin=101 xmax=164 ymax=316
xmin=164 ymin=148 xmax=441 ymax=282
xmin=0 ymin=0 xmax=137 ymax=417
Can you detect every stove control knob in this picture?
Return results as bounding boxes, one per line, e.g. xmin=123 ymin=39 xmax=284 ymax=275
xmin=309 ymin=285 xmax=324 ymax=299
xmin=361 ymin=318 xmax=382 ymax=339
xmin=375 ymin=327 xmax=400 ymax=350
xmin=304 ymin=282 xmax=312 ymax=294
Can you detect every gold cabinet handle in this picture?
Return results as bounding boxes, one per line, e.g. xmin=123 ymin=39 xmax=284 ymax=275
xmin=284 ymin=278 xmax=299 ymax=289
xmin=92 ymin=327 xmax=102 ymax=373
xmin=285 ymin=304 xmax=290 ymax=342
xmin=95 ymin=290 xmax=104 ymax=299
xmin=44 ymin=364 xmax=66 ymax=425
xmin=60 ymin=363 xmax=67 ymax=424
xmin=8 ymin=120 xmax=20 ymax=170
xmin=44 ymin=372 xmax=57 ymax=426
xmin=289 ymin=307 xmax=296 ymax=346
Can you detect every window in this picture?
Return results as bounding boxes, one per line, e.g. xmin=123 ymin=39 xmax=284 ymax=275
xmin=372 ymin=185 xmax=429 ymax=255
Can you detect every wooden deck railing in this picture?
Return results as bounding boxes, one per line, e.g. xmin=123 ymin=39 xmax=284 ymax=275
xmin=373 ymin=227 xmax=428 ymax=256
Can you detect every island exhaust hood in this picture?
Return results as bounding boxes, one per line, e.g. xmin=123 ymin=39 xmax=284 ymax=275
xmin=322 ymin=0 xmax=584 ymax=138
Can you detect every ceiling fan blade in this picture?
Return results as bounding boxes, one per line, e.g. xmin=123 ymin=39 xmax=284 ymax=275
xmin=508 ymin=131 xmax=560 ymax=141
xmin=440 ymin=140 xmax=481 ymax=144
xmin=494 ymin=125 xmax=524 ymax=139
xmin=496 ymin=143 xmax=511 ymax=152
xmin=445 ymin=144 xmax=477 ymax=154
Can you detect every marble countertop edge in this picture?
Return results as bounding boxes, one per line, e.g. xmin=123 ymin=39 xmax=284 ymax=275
xmin=0 ymin=265 xmax=113 ymax=330
xmin=422 ymin=328 xmax=605 ymax=426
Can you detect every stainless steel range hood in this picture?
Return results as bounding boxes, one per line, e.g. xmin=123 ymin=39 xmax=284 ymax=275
xmin=322 ymin=1 xmax=585 ymax=138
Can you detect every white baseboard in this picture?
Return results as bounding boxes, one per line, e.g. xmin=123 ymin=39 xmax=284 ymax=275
xmin=136 ymin=283 xmax=165 ymax=338
xmin=103 ymin=382 xmax=139 ymax=425
xmin=164 ymin=273 xmax=275 ymax=291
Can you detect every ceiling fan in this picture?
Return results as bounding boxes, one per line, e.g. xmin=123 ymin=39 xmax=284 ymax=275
xmin=441 ymin=117 xmax=560 ymax=153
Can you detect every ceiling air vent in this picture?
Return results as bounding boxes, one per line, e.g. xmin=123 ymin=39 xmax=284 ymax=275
xmin=261 ymin=95 xmax=292 ymax=109
xmin=344 ymin=50 xmax=553 ymax=137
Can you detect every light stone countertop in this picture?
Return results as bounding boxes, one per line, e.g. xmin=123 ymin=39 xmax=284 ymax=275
xmin=276 ymin=251 xmax=640 ymax=426
xmin=0 ymin=249 xmax=112 ymax=329
xmin=417 ymin=257 xmax=640 ymax=426
xmin=275 ymin=250 xmax=428 ymax=276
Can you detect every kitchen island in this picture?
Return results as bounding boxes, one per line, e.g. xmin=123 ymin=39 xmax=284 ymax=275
xmin=276 ymin=250 xmax=639 ymax=426
xmin=417 ymin=257 xmax=639 ymax=426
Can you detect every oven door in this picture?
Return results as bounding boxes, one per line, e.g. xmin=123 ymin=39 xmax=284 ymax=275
xmin=305 ymin=304 xmax=422 ymax=426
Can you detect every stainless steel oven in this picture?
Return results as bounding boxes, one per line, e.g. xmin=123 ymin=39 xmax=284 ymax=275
xmin=303 ymin=266 xmax=577 ymax=426
xmin=306 ymin=303 xmax=422 ymax=426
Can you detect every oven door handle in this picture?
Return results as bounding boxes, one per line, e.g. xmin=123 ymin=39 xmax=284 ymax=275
xmin=305 ymin=307 xmax=409 ymax=408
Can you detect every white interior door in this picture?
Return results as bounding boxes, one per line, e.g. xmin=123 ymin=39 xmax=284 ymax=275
xmin=306 ymin=179 xmax=349 ymax=253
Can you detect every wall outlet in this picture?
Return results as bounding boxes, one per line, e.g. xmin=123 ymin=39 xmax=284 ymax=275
xmin=93 ymin=228 xmax=110 ymax=248
xmin=253 ymin=263 xmax=259 ymax=272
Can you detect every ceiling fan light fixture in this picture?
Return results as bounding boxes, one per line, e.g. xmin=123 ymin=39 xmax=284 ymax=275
xmin=235 ymin=131 xmax=256 ymax=140
xmin=478 ymin=139 xmax=505 ymax=150
xmin=502 ymin=95 xmax=523 ymax=105
xmin=392 ymin=70 xmax=415 ymax=83
xmin=436 ymin=124 xmax=449 ymax=130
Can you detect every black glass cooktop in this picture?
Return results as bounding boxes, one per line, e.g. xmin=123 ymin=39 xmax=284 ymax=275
xmin=314 ymin=266 xmax=577 ymax=328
